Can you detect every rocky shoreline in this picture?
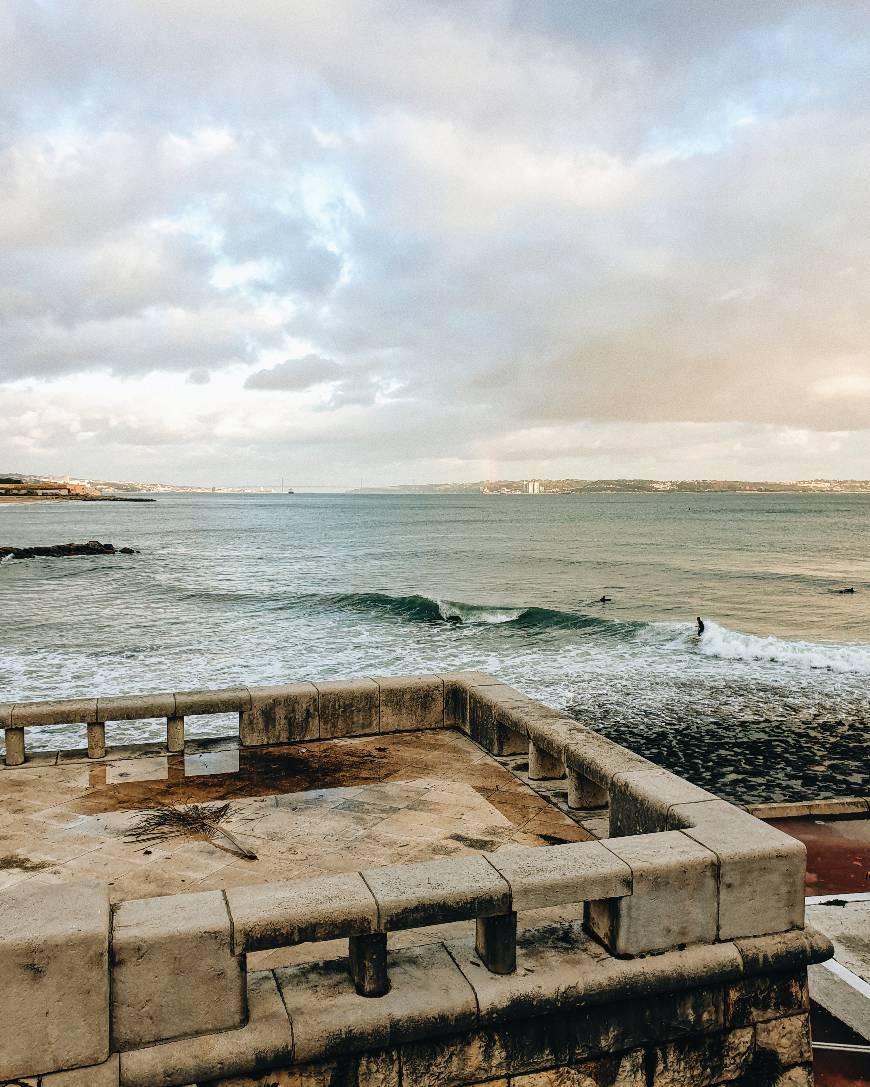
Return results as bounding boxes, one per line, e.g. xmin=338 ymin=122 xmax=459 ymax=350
xmin=0 ymin=540 xmax=139 ymax=560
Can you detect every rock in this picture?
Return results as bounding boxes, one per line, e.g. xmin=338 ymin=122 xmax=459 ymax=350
xmin=0 ymin=541 xmax=139 ymax=560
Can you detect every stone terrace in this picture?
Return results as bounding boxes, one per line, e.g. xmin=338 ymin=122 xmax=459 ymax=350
xmin=0 ymin=730 xmax=591 ymax=907
xmin=0 ymin=672 xmax=834 ymax=1087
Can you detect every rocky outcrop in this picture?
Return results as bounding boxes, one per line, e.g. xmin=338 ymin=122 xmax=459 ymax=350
xmin=0 ymin=540 xmax=139 ymax=560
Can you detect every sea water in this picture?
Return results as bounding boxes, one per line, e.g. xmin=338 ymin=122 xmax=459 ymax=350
xmin=1 ymin=492 xmax=867 ymax=804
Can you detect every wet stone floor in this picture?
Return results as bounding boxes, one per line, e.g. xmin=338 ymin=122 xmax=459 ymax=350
xmin=0 ymin=729 xmax=592 ymax=911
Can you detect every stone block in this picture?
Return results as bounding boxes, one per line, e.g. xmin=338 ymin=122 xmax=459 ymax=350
xmin=446 ymin=919 xmax=741 ymax=1027
xmin=357 ymin=1049 xmax=402 ymax=1087
xmin=166 ymin=714 xmax=185 ymax=752
xmin=563 ymin=732 xmax=654 ymax=788
xmin=315 ymin=678 xmax=380 ymax=738
xmin=0 ymin=880 xmax=110 ymax=1080
xmin=526 ymin=717 xmax=576 ymax=759
xmin=529 ymin=741 xmax=566 ymax=780
xmin=96 ymin=692 xmax=176 ymax=721
xmin=11 ymin=696 xmax=99 ymax=726
xmin=350 ymin=930 xmax=390 ymax=996
xmin=511 ymin=1049 xmax=645 ymax=1086
xmin=486 ymin=841 xmax=631 ymax=912
xmin=496 ymin=722 xmax=530 ymax=755
xmin=567 ymin=770 xmax=608 ymax=810
xmin=112 ymin=889 xmax=246 ymax=1049
xmin=733 ymin=929 xmax=831 ymax=977
xmin=120 ymin=970 xmax=292 ymax=1087
xmin=755 ymin=1013 xmax=812 ymax=1066
xmin=276 ymin=943 xmax=478 ymax=1062
xmin=570 ymin=988 xmax=724 ymax=1062
xmin=608 ymin=769 xmax=714 ymax=837
xmin=87 ymin=721 xmax=107 ymax=758
xmin=439 ymin=674 xmax=470 ymax=727
xmin=371 ymin=674 xmax=444 ymax=732
xmin=227 ymin=871 xmax=378 ymax=953
xmin=362 ymin=853 xmax=510 ymax=930
xmin=587 ymin=832 xmax=718 ymax=955
xmin=476 ymin=911 xmax=518 ymax=974
xmin=398 ymin=1027 xmax=512 ymax=1086
xmin=674 ymin=800 xmax=805 ymax=939
xmin=173 ymin=686 xmax=252 ymax=716
xmin=652 ymin=1026 xmax=754 ymax=1086
xmin=0 ymin=700 xmax=14 ymax=727
xmin=207 ymin=1065 xmax=347 ymax=1087
xmin=725 ymin=972 xmax=809 ymax=1027
xmin=41 ymin=1054 xmax=120 ymax=1086
xmin=467 ymin=684 xmax=541 ymax=751
xmin=771 ymin=1065 xmax=813 ymax=1087
xmin=5 ymin=725 xmax=25 ymax=765
xmin=242 ymin=683 xmax=319 ymax=745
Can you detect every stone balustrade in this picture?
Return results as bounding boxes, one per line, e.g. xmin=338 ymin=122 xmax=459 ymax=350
xmin=0 ymin=671 xmax=828 ymax=1086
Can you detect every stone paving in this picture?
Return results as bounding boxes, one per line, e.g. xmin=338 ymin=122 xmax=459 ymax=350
xmin=0 ymin=729 xmax=591 ymax=909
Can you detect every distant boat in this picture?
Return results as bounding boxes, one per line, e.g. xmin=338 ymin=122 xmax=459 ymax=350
xmin=285 ymin=488 xmax=294 ymax=495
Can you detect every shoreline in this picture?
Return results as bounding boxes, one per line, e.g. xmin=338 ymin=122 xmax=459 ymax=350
xmin=0 ymin=495 xmax=154 ymax=504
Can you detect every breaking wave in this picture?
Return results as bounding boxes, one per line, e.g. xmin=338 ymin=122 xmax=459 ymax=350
xmin=322 ymin=593 xmax=870 ymax=674
xmin=323 ymin=591 xmax=644 ymax=632
xmin=693 ymin=621 xmax=870 ymax=674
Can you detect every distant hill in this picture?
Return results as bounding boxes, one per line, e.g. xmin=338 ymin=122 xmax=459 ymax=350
xmin=354 ymin=478 xmax=870 ymax=495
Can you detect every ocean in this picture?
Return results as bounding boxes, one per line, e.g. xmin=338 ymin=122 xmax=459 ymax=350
xmin=2 ymin=491 xmax=868 ymax=804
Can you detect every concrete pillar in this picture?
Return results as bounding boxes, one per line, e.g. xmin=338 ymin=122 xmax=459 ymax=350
xmin=567 ymin=768 xmax=608 ymax=809
xmin=528 ymin=740 xmax=564 ymax=780
xmin=349 ymin=932 xmax=389 ymax=997
xmin=4 ymin=727 xmax=25 ymax=766
xmin=166 ymin=715 xmax=185 ymax=753
xmin=87 ymin=722 xmax=106 ymax=759
xmin=475 ymin=912 xmax=517 ymax=975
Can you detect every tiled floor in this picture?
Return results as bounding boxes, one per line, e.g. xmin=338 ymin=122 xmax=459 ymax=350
xmin=0 ymin=729 xmax=592 ymax=905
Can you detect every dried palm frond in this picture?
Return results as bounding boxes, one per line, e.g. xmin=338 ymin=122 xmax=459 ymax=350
xmin=124 ymin=802 xmax=258 ymax=860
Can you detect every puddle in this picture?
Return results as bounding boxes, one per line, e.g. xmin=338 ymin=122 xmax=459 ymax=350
xmin=71 ymin=739 xmax=409 ymax=815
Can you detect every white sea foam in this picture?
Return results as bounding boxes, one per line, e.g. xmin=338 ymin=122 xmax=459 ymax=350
xmin=694 ymin=621 xmax=870 ymax=674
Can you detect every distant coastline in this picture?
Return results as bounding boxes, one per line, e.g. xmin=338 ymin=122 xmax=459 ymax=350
xmin=0 ymin=476 xmax=154 ymax=503
xmin=5 ymin=472 xmax=870 ymax=497
xmin=352 ymin=478 xmax=870 ymax=495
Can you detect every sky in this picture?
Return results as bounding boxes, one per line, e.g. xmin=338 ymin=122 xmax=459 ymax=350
xmin=2 ymin=1 xmax=870 ymax=487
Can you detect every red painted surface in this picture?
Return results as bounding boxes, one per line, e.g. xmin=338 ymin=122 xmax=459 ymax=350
xmin=766 ymin=814 xmax=870 ymax=896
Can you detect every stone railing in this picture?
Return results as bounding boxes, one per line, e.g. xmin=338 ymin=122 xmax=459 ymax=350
xmin=1 ymin=673 xmax=448 ymax=764
xmin=0 ymin=672 xmax=828 ymax=1087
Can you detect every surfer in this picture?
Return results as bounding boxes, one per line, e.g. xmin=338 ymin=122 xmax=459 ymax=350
xmin=598 ymin=595 xmax=612 ymax=603
xmin=696 ymin=616 xmax=705 ymax=636
xmin=836 ymin=587 xmax=856 ymax=594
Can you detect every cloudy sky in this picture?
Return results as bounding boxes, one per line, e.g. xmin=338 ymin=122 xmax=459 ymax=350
xmin=2 ymin=1 xmax=870 ymax=486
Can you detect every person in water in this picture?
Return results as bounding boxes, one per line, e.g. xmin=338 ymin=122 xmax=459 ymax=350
xmin=697 ymin=616 xmax=705 ymax=636
xmin=598 ymin=595 xmax=612 ymax=603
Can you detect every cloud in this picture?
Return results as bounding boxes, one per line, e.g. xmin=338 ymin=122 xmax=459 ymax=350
xmin=187 ymin=368 xmax=211 ymax=385
xmin=3 ymin=1 xmax=870 ymax=481
xmin=244 ymin=354 xmax=343 ymax=390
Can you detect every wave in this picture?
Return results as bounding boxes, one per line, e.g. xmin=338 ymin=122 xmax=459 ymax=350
xmin=690 ymin=621 xmax=870 ymax=674
xmin=324 ymin=592 xmax=870 ymax=674
xmin=323 ymin=591 xmax=644 ymax=634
